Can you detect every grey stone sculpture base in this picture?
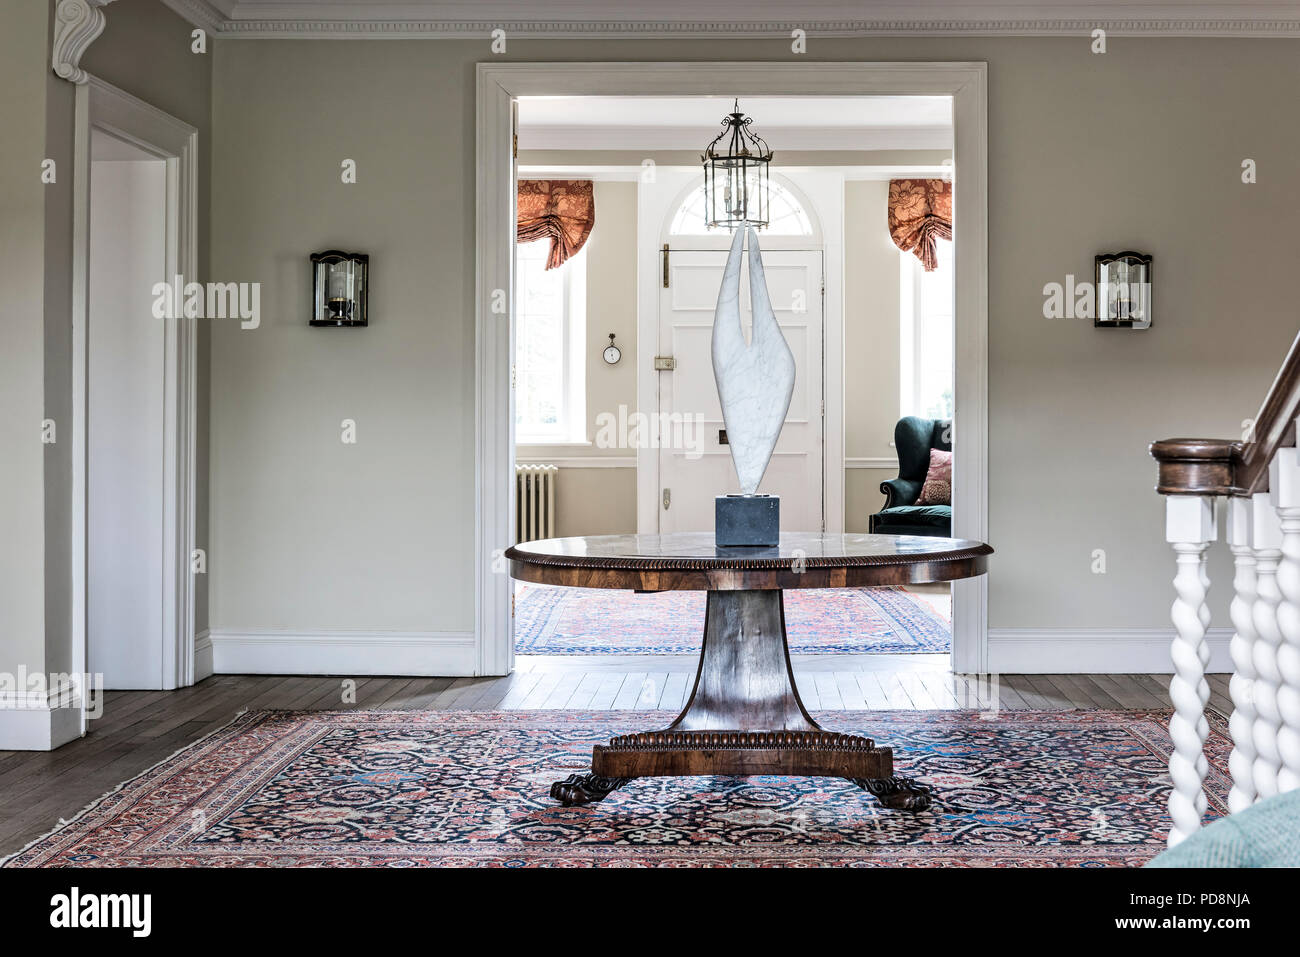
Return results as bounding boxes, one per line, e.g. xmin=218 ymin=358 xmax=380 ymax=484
xmin=715 ymin=494 xmax=780 ymax=547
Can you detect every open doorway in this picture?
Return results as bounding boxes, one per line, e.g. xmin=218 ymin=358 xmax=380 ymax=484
xmin=87 ymin=130 xmax=170 ymax=689
xmin=509 ymin=94 xmax=956 ymax=666
xmin=475 ymin=62 xmax=989 ymax=680
xmin=71 ymin=78 xmax=199 ymax=714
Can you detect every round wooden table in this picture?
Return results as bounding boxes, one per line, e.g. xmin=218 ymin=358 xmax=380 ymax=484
xmin=505 ymin=532 xmax=992 ymax=811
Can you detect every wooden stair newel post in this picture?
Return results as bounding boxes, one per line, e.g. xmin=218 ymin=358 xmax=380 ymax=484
xmin=1226 ymin=497 xmax=1259 ymax=812
xmin=1269 ymin=447 xmax=1300 ymax=793
xmin=1250 ymin=492 xmax=1284 ymax=800
xmin=1165 ymin=494 xmax=1215 ymax=847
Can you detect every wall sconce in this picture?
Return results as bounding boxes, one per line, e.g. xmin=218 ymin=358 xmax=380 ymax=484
xmin=1095 ymin=251 xmax=1151 ymax=329
xmin=311 ymin=250 xmax=368 ymax=326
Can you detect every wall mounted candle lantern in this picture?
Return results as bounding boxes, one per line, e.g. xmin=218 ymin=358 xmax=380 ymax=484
xmin=702 ymin=100 xmax=773 ymax=229
xmin=1095 ymin=251 xmax=1151 ymax=329
xmin=311 ymin=250 xmax=368 ymax=327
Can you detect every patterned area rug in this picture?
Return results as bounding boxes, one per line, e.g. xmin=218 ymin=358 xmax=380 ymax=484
xmin=514 ymin=585 xmax=951 ymax=655
xmin=4 ymin=708 xmax=1228 ymax=868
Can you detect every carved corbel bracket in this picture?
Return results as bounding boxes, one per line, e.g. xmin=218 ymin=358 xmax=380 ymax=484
xmin=52 ymin=0 xmax=117 ymax=84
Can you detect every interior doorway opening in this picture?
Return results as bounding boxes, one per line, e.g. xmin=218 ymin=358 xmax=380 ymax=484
xmin=476 ymin=62 xmax=989 ymax=681
xmin=70 ymin=77 xmax=199 ymax=725
xmin=508 ymin=92 xmax=957 ymax=674
xmin=87 ymin=130 xmax=169 ymax=690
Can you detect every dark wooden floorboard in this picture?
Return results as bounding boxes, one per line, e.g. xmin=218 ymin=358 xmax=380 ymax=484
xmin=0 ymin=665 xmax=1217 ymax=857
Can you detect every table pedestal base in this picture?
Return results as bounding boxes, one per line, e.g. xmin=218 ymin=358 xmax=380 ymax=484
xmin=549 ymin=589 xmax=931 ymax=811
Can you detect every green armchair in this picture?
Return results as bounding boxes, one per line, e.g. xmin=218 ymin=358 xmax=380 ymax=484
xmin=869 ymin=416 xmax=952 ymax=538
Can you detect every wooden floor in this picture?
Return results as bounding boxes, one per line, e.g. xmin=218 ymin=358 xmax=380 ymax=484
xmin=0 ymin=658 xmax=1232 ymax=857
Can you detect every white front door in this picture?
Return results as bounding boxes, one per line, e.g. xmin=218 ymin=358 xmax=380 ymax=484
xmin=657 ymin=247 xmax=824 ymax=534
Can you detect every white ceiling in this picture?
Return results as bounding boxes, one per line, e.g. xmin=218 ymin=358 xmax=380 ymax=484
xmin=516 ymin=96 xmax=953 ymax=151
xmin=161 ymin=1 xmax=1300 ymax=37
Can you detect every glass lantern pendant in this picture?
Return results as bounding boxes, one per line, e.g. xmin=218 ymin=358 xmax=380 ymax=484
xmin=702 ymin=99 xmax=773 ymax=230
xmin=310 ymin=250 xmax=369 ymax=327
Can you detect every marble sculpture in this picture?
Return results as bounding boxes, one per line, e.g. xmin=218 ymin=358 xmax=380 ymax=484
xmin=710 ymin=225 xmax=796 ymax=495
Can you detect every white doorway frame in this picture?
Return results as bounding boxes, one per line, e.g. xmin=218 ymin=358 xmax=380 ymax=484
xmin=476 ymin=62 xmax=989 ymax=677
xmin=636 ymin=167 xmax=841 ymax=536
xmin=72 ymin=76 xmax=199 ymax=722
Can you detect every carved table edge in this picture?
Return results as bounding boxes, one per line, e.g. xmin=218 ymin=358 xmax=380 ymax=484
xmin=601 ymin=730 xmax=882 ymax=751
xmin=504 ymin=543 xmax=995 ymax=572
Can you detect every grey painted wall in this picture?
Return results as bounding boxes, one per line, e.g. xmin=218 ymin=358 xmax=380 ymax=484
xmin=206 ymin=35 xmax=1298 ymax=637
xmin=845 ymin=179 xmax=905 ymax=532
xmin=208 ymin=41 xmax=473 ymax=634
xmin=43 ymin=55 xmax=76 ymax=678
xmin=0 ymin=2 xmax=54 ymax=676
xmin=550 ymin=468 xmax=638 ymax=539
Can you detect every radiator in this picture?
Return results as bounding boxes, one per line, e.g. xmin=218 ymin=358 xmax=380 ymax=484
xmin=516 ymin=464 xmax=558 ymax=542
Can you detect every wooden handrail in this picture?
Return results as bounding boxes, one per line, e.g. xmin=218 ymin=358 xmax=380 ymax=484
xmin=1151 ymin=329 xmax=1300 ymax=496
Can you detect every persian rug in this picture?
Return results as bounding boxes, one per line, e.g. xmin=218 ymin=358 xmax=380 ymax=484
xmin=4 ymin=708 xmax=1230 ymax=868
xmin=514 ymin=584 xmax=951 ymax=655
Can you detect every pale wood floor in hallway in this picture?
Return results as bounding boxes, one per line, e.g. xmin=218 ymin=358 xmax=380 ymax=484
xmin=0 ymin=659 xmax=1232 ymax=857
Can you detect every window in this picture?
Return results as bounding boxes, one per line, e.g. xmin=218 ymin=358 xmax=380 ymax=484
xmin=899 ymin=239 xmax=954 ymax=421
xmin=515 ymin=240 xmax=587 ymax=444
xmin=669 ymin=179 xmax=813 ymax=236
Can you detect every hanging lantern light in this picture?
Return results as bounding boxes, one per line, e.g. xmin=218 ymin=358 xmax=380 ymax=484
xmin=702 ymin=99 xmax=773 ymax=230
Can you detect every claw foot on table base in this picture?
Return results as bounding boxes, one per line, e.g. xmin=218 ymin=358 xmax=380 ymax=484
xmin=550 ymin=772 xmax=630 ymax=806
xmin=852 ymin=775 xmax=933 ymax=811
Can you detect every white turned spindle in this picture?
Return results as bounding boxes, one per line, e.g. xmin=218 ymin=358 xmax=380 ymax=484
xmin=1192 ymin=552 xmax=1213 ymax=807
xmin=1165 ymin=495 xmax=1216 ymax=847
xmin=1250 ymin=492 xmax=1284 ymax=800
xmin=1226 ymin=497 xmax=1259 ymax=811
xmin=1270 ymin=448 xmax=1300 ymax=793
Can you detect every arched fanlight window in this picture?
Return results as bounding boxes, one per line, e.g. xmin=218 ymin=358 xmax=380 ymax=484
xmin=669 ymin=179 xmax=813 ymax=237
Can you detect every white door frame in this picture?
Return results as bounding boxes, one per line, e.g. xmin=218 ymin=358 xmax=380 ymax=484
xmin=73 ymin=76 xmax=199 ymax=718
xmin=476 ymin=62 xmax=989 ymax=677
xmin=637 ymin=168 xmax=841 ymax=536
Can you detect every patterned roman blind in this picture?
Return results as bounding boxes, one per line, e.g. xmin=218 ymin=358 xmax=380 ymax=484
xmin=888 ymin=178 xmax=952 ymax=272
xmin=517 ymin=180 xmax=596 ymax=270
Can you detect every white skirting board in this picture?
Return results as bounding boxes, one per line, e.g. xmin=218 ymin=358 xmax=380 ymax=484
xmin=194 ymin=628 xmax=213 ymax=682
xmin=0 ymin=693 xmax=83 ymax=751
xmin=986 ymin=627 xmax=1234 ymax=675
xmin=208 ymin=630 xmax=478 ymax=677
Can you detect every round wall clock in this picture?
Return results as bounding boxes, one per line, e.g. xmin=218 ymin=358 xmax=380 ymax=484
xmin=603 ymin=333 xmax=622 ymax=365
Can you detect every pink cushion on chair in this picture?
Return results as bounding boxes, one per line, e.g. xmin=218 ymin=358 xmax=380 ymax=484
xmin=917 ymin=448 xmax=953 ymax=505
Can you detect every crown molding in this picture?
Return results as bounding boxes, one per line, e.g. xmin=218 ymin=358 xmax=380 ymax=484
xmin=156 ymin=2 xmax=1300 ymax=39
xmin=51 ymin=0 xmax=118 ymax=83
xmin=160 ymin=0 xmax=228 ymax=34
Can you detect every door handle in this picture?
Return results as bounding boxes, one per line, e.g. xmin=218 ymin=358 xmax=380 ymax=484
xmin=662 ymin=488 xmax=671 ymax=510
